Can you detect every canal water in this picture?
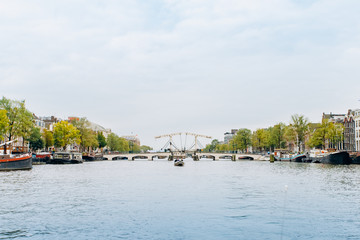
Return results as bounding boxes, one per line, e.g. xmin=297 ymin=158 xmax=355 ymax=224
xmin=1 ymin=160 xmax=360 ymax=239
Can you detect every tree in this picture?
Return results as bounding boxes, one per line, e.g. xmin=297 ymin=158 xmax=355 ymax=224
xmin=0 ymin=109 xmax=9 ymax=141
xmin=233 ymin=128 xmax=252 ymax=153
xmin=140 ymin=145 xmax=152 ymax=153
xmin=27 ymin=127 xmax=44 ymax=151
xmin=307 ymin=119 xmax=344 ymax=150
xmin=0 ymin=97 xmax=33 ymax=141
xmin=252 ymin=128 xmax=269 ymax=153
xmin=290 ymin=114 xmax=309 ymax=152
xmin=43 ymin=129 xmax=54 ymax=151
xmin=268 ymin=123 xmax=287 ymax=150
xmin=17 ymin=105 xmax=34 ymax=148
xmin=107 ymin=133 xmax=118 ymax=151
xmin=216 ymin=143 xmax=229 ymax=152
xmin=53 ymin=121 xmax=81 ymax=150
xmin=107 ymin=133 xmax=130 ymax=152
xmin=97 ymin=132 xmax=107 ymax=149
xmin=327 ymin=122 xmax=344 ymax=149
xmin=0 ymin=97 xmax=34 ymax=153
xmin=71 ymin=118 xmax=99 ymax=152
xmin=204 ymin=139 xmax=220 ymax=152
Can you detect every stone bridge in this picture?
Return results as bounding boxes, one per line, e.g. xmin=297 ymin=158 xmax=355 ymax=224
xmin=103 ymin=152 xmax=265 ymax=161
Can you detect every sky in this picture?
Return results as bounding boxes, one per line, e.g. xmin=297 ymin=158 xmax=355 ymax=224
xmin=1 ymin=0 xmax=360 ymax=150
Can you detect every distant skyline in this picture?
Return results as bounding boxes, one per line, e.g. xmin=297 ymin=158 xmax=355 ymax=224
xmin=1 ymin=0 xmax=360 ymax=149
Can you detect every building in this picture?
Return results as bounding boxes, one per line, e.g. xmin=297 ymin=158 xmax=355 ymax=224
xmin=33 ymin=114 xmax=46 ymax=129
xmin=40 ymin=116 xmax=60 ymax=131
xmin=122 ymin=135 xmax=140 ymax=146
xmin=344 ymin=110 xmax=356 ymax=152
xmin=352 ymin=109 xmax=360 ymax=151
xmin=224 ymin=129 xmax=238 ymax=144
xmin=322 ymin=111 xmax=358 ymax=151
xmin=88 ymin=121 xmax=111 ymax=138
xmin=322 ymin=112 xmax=345 ymax=150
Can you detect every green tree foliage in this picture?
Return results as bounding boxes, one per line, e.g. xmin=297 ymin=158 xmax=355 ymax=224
xmin=97 ymin=132 xmax=107 ymax=149
xmin=204 ymin=139 xmax=220 ymax=152
xmin=0 ymin=97 xmax=34 ymax=142
xmin=252 ymin=128 xmax=270 ymax=152
xmin=0 ymin=109 xmax=9 ymax=141
xmin=308 ymin=119 xmax=344 ymax=149
xmin=233 ymin=128 xmax=252 ymax=152
xmin=268 ymin=123 xmax=287 ymax=150
xmin=107 ymin=133 xmax=118 ymax=151
xmin=140 ymin=145 xmax=152 ymax=153
xmin=215 ymin=143 xmax=229 ymax=152
xmin=71 ymin=118 xmax=99 ymax=152
xmin=289 ymin=114 xmax=309 ymax=152
xmin=327 ymin=122 xmax=344 ymax=148
xmin=53 ymin=121 xmax=81 ymax=150
xmin=17 ymin=106 xmax=34 ymax=147
xmin=27 ymin=127 xmax=44 ymax=151
xmin=107 ymin=133 xmax=130 ymax=152
xmin=43 ymin=129 xmax=54 ymax=150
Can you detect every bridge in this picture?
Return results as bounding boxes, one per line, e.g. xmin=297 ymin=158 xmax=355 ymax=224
xmin=103 ymin=152 xmax=265 ymax=161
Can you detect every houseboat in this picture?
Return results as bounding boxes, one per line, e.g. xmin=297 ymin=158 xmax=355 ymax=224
xmin=0 ymin=141 xmax=32 ymax=171
xmin=49 ymin=152 xmax=83 ymax=164
xmin=311 ymin=151 xmax=351 ymax=165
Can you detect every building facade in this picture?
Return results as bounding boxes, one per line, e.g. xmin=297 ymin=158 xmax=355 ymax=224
xmin=344 ymin=110 xmax=356 ymax=152
xmin=353 ymin=109 xmax=360 ymax=151
xmin=224 ymin=129 xmax=238 ymax=144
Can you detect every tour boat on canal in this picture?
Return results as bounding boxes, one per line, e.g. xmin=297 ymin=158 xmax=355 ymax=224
xmin=0 ymin=141 xmax=32 ymax=171
xmin=49 ymin=152 xmax=83 ymax=164
xmin=174 ymin=159 xmax=184 ymax=166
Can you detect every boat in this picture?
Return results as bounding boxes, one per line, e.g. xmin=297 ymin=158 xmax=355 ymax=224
xmin=82 ymin=152 xmax=105 ymax=161
xmin=274 ymin=153 xmax=307 ymax=162
xmin=0 ymin=153 xmax=32 ymax=171
xmin=311 ymin=151 xmax=351 ymax=165
xmin=33 ymin=152 xmax=52 ymax=164
xmin=350 ymin=153 xmax=360 ymax=164
xmin=174 ymin=159 xmax=184 ymax=166
xmin=49 ymin=152 xmax=83 ymax=164
xmin=0 ymin=141 xmax=32 ymax=171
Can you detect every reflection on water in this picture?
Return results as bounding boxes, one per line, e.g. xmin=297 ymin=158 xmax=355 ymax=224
xmin=1 ymin=160 xmax=360 ymax=239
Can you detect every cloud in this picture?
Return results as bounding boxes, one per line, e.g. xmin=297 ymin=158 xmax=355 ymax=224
xmin=1 ymin=0 xmax=360 ymax=147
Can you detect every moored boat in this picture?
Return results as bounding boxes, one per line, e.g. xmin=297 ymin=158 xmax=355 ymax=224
xmin=350 ymin=153 xmax=360 ymax=164
xmin=274 ymin=153 xmax=307 ymax=162
xmin=311 ymin=151 xmax=351 ymax=165
xmin=0 ymin=153 xmax=32 ymax=171
xmin=174 ymin=159 xmax=184 ymax=166
xmin=34 ymin=152 xmax=52 ymax=164
xmin=49 ymin=152 xmax=83 ymax=164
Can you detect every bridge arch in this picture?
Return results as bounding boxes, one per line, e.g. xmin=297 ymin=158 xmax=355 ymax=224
xmin=131 ymin=155 xmax=149 ymax=160
xmin=199 ymin=155 xmax=216 ymax=160
xmin=112 ymin=156 xmax=128 ymax=160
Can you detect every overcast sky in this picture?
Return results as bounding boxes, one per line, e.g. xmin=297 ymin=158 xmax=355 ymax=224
xmin=1 ymin=0 xmax=360 ymax=149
